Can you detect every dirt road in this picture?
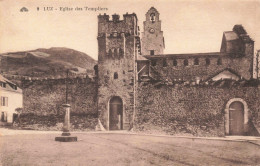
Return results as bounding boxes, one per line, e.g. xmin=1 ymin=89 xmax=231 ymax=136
xmin=0 ymin=132 xmax=259 ymax=166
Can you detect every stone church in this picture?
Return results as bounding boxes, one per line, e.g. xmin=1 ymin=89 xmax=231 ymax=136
xmin=96 ymin=7 xmax=260 ymax=136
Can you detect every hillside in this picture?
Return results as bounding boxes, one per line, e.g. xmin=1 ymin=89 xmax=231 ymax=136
xmin=0 ymin=47 xmax=97 ymax=78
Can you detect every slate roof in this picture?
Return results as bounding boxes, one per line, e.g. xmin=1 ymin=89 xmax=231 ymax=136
xmin=223 ymin=31 xmax=239 ymax=41
xmin=0 ymin=75 xmax=22 ymax=93
xmin=205 ymin=68 xmax=243 ymax=82
xmin=137 ymin=55 xmax=149 ymax=61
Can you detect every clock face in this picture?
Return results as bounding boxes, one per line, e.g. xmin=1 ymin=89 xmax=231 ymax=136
xmin=149 ymin=28 xmax=155 ymax=33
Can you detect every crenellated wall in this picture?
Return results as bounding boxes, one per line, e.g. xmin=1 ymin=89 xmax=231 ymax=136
xmin=144 ymin=51 xmax=253 ymax=82
xmin=98 ymin=13 xmax=138 ymax=36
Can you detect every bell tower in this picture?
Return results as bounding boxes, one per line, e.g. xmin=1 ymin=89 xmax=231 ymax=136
xmin=141 ymin=7 xmax=165 ymax=55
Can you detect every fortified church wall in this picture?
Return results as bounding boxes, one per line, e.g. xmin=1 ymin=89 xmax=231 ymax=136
xmin=97 ymin=7 xmax=260 ymax=136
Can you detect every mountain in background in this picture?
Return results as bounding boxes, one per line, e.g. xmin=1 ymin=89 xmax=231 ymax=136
xmin=0 ymin=47 xmax=97 ymax=78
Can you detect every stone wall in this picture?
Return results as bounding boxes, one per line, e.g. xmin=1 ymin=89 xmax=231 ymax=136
xmin=15 ymin=113 xmax=98 ymax=131
xmin=21 ymin=77 xmax=97 ymax=115
xmin=136 ymin=82 xmax=260 ymax=136
xmin=142 ymin=24 xmax=254 ymax=82
xmin=145 ymin=53 xmax=253 ymax=82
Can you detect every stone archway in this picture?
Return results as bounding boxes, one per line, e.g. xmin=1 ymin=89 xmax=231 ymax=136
xmin=224 ymin=98 xmax=249 ymax=135
xmin=109 ymin=96 xmax=123 ymax=130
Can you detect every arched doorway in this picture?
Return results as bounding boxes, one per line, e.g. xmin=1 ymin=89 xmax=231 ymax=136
xmin=224 ymin=98 xmax=249 ymax=136
xmin=109 ymin=96 xmax=123 ymax=130
xmin=229 ymin=101 xmax=244 ymax=135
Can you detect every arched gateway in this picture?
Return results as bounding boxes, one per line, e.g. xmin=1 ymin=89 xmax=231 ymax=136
xmin=109 ymin=96 xmax=123 ymax=130
xmin=225 ymin=98 xmax=249 ymax=135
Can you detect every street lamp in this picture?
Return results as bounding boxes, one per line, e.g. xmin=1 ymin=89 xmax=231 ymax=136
xmin=55 ymin=69 xmax=77 ymax=142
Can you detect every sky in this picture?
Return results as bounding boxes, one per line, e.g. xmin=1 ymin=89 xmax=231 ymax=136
xmin=0 ymin=0 xmax=259 ymax=60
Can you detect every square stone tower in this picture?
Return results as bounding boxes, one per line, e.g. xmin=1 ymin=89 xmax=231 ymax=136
xmin=97 ymin=13 xmax=139 ymax=130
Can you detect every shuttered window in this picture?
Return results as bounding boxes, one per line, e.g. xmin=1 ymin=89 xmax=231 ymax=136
xmin=1 ymin=97 xmax=8 ymax=106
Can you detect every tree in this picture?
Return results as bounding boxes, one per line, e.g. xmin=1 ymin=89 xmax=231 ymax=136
xmin=14 ymin=107 xmax=23 ymax=126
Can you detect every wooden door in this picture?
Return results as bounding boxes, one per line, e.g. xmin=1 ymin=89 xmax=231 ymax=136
xmin=109 ymin=97 xmax=123 ymax=130
xmin=229 ymin=101 xmax=244 ymax=135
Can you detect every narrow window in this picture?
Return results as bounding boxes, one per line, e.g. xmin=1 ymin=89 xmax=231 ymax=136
xmin=217 ymin=58 xmax=222 ymax=65
xmin=150 ymin=50 xmax=154 ymax=55
xmin=109 ymin=49 xmax=113 ymax=58
xmin=184 ymin=59 xmax=188 ymax=66
xmin=114 ymin=72 xmax=118 ymax=79
xmin=1 ymin=97 xmax=8 ymax=106
xmin=194 ymin=58 xmax=199 ymax=65
xmin=114 ymin=48 xmax=118 ymax=58
xmin=5 ymin=97 xmax=8 ymax=106
xmin=163 ymin=59 xmax=167 ymax=67
xmin=173 ymin=59 xmax=177 ymax=66
xmin=151 ymin=60 xmax=157 ymax=66
xmin=119 ymin=48 xmax=124 ymax=58
xmin=206 ymin=58 xmax=210 ymax=65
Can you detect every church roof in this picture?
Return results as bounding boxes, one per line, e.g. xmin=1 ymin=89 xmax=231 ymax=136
xmin=223 ymin=31 xmax=239 ymax=41
xmin=205 ymin=68 xmax=242 ymax=82
xmin=137 ymin=55 xmax=149 ymax=61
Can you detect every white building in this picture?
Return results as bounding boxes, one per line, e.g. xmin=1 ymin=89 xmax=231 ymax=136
xmin=0 ymin=75 xmax=23 ymax=124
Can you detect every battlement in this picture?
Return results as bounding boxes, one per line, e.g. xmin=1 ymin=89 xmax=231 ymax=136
xmin=2 ymin=73 xmax=92 ymax=81
xmin=98 ymin=13 xmax=138 ymax=36
xmin=98 ymin=13 xmax=110 ymax=22
xmin=21 ymin=76 xmax=96 ymax=89
xmin=140 ymin=77 xmax=259 ymax=88
xmin=98 ymin=13 xmax=137 ymax=23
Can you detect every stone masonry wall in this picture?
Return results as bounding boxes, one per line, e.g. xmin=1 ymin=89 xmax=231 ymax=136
xmin=21 ymin=77 xmax=97 ymax=115
xmin=136 ymin=82 xmax=260 ymax=137
xmin=97 ymin=14 xmax=138 ymax=130
xmin=147 ymin=54 xmax=253 ymax=82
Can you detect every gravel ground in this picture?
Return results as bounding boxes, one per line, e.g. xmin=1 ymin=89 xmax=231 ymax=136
xmin=0 ymin=130 xmax=259 ymax=166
